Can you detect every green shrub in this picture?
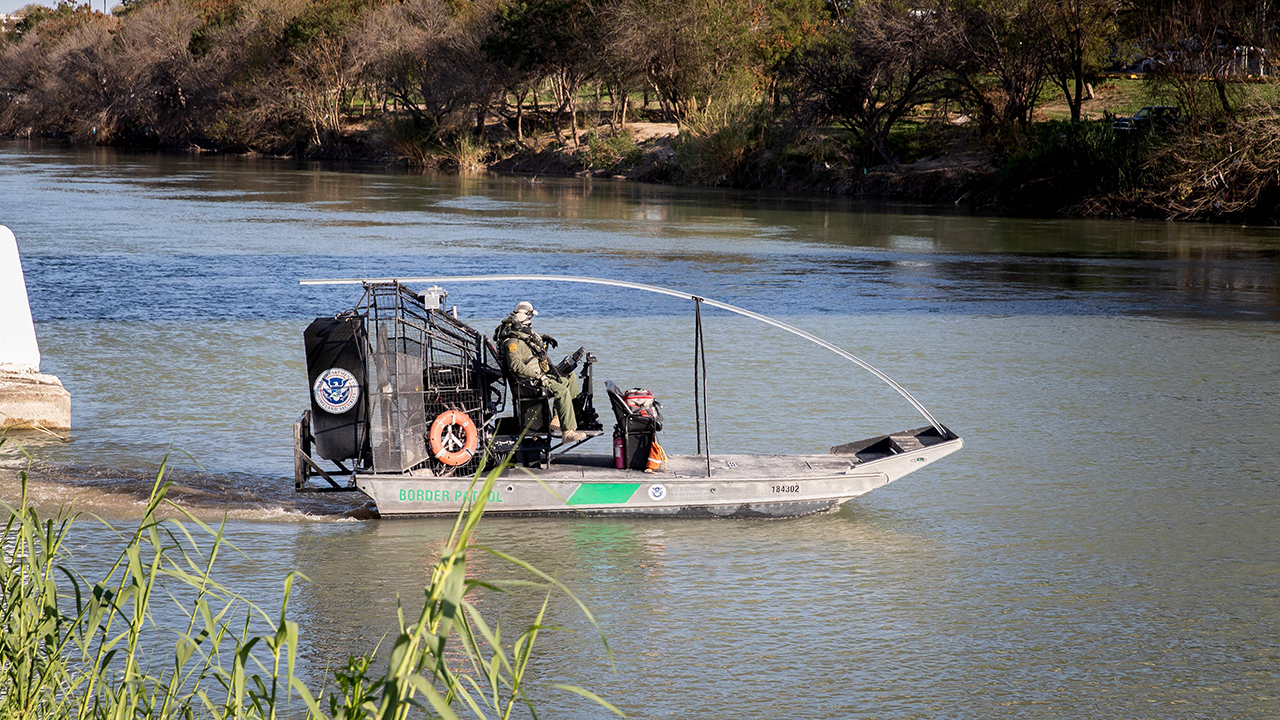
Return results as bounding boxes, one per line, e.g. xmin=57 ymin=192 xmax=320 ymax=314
xmin=676 ymin=101 xmax=774 ymax=186
xmin=584 ymin=130 xmax=642 ymax=171
xmin=996 ymin=120 xmax=1151 ymax=213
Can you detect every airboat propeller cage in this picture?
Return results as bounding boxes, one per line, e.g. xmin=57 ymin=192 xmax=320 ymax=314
xmin=300 ymin=274 xmax=952 ymax=438
xmin=302 ymin=283 xmax=505 ymax=475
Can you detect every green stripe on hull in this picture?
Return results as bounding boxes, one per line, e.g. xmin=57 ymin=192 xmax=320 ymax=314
xmin=566 ymin=483 xmax=641 ymax=505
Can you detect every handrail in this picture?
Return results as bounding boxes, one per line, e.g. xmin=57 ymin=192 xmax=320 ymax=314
xmin=300 ymin=274 xmax=949 ymax=436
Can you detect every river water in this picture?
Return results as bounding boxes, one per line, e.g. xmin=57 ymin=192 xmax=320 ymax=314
xmin=2 ymin=140 xmax=1279 ymax=718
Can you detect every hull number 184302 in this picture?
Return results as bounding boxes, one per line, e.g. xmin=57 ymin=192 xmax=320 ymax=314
xmin=771 ymin=484 xmax=800 ymax=493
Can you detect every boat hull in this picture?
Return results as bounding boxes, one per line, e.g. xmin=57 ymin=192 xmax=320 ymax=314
xmin=355 ymin=436 xmax=963 ymax=519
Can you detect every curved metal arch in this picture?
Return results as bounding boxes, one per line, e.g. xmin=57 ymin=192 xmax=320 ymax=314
xmin=301 ymin=274 xmax=949 ymax=435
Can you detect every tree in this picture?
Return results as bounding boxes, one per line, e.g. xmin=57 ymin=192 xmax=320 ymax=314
xmin=948 ymin=0 xmax=1049 ymax=140
xmin=614 ymin=0 xmax=757 ymax=124
xmin=786 ymin=2 xmax=953 ymax=166
xmin=748 ymin=0 xmax=829 ymax=106
xmin=291 ymin=34 xmax=356 ymax=146
xmin=1131 ymin=0 xmax=1280 ymax=120
xmin=1037 ymin=0 xmax=1118 ymax=122
xmin=485 ymin=0 xmax=603 ymax=145
xmin=8 ymin=1 xmax=102 ymax=44
xmin=354 ymin=0 xmax=496 ymax=135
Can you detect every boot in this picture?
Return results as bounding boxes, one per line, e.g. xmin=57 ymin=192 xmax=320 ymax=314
xmin=562 ymin=429 xmax=586 ymax=443
xmin=549 ymin=414 xmax=561 ymax=432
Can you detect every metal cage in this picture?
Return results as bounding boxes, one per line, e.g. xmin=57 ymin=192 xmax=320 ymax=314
xmin=354 ymin=282 xmax=504 ymax=476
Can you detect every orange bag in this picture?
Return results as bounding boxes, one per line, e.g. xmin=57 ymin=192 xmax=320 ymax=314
xmin=645 ymin=437 xmax=668 ymax=472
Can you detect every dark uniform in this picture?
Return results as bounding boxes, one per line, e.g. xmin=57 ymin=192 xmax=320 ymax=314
xmin=494 ymin=316 xmax=579 ymax=433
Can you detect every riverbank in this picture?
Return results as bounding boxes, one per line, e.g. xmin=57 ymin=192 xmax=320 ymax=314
xmin=15 ymin=102 xmax=1280 ymax=224
xmin=8 ymin=0 xmax=1280 ymax=224
xmin=485 ymin=120 xmax=999 ymax=207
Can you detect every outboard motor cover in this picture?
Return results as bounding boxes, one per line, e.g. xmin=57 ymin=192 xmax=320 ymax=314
xmin=304 ymin=315 xmax=368 ymax=463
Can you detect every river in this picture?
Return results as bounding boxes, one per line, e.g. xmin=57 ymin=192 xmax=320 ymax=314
xmin=2 ymin=139 xmax=1278 ymax=719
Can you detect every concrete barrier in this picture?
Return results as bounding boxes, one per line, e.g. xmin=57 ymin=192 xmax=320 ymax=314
xmin=0 ymin=225 xmax=70 ymax=430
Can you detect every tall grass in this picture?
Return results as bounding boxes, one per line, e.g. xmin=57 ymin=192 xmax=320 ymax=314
xmin=0 ymin=439 xmax=620 ymax=720
xmin=583 ymin=130 xmax=642 ymax=171
xmin=441 ymin=134 xmax=489 ymax=172
xmin=676 ymin=101 xmax=773 ymax=186
xmin=995 ymin=120 xmax=1151 ymax=214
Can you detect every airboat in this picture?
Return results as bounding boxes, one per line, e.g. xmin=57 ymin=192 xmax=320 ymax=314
xmin=292 ymin=275 xmax=963 ymax=518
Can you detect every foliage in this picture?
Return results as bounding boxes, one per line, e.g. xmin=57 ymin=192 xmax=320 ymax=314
xmin=948 ymin=0 xmax=1049 ymax=144
xmin=584 ymin=129 xmax=642 ymax=170
xmin=676 ymin=99 xmax=774 ymax=185
xmin=608 ymin=0 xmax=761 ymax=123
xmin=1109 ymin=108 xmax=1280 ymax=221
xmin=8 ymin=1 xmax=107 ymax=45
xmin=3 ymin=0 xmax=1280 ymax=218
xmin=485 ymin=0 xmax=601 ymax=143
xmin=280 ymin=0 xmax=379 ymax=49
xmin=746 ymin=0 xmax=829 ymax=80
xmin=996 ymin=119 xmax=1149 ymax=213
xmin=784 ymin=1 xmax=952 ymax=165
xmin=0 ymin=440 xmax=619 ymax=720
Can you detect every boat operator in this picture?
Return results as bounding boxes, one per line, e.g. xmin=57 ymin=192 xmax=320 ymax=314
xmin=495 ymin=301 xmax=587 ymax=443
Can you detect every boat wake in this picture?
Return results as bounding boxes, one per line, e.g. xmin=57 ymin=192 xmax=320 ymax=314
xmin=0 ymin=457 xmax=374 ymax=522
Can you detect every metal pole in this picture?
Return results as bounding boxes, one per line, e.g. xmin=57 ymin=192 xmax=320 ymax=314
xmin=696 ymin=299 xmax=710 ymax=478
xmin=693 ymin=299 xmax=702 ymax=455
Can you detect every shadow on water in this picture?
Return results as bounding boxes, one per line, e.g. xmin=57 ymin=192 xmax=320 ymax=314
xmin=0 ymin=442 xmax=369 ymax=521
xmin=5 ymin=139 xmax=1280 ymax=323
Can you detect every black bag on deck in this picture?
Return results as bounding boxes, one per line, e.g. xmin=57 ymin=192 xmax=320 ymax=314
xmin=606 ymin=381 xmax=662 ymax=470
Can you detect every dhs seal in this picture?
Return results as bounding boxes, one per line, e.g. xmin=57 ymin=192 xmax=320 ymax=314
xmin=648 ymin=484 xmax=667 ymax=501
xmin=313 ymin=368 xmax=359 ymax=414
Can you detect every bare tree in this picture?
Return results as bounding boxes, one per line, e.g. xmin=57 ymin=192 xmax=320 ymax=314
xmin=34 ymin=19 xmax=118 ymax=141
xmin=355 ymin=0 xmax=496 ymax=135
xmin=291 ymin=35 xmax=355 ymax=146
xmin=615 ymin=0 xmax=756 ymax=125
xmin=1136 ymin=0 xmax=1276 ymax=120
xmin=1037 ymin=0 xmax=1117 ymax=122
xmin=948 ymin=0 xmax=1049 ymax=139
xmin=787 ymin=2 xmax=954 ymax=166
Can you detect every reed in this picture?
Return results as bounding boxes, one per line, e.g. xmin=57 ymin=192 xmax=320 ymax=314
xmin=676 ymin=100 xmax=774 ymax=186
xmin=441 ymin=134 xmax=489 ymax=172
xmin=0 ymin=438 xmax=620 ymax=720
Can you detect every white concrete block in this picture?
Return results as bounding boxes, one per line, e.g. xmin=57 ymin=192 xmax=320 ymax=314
xmin=0 ymin=225 xmax=41 ymax=373
xmin=0 ymin=225 xmax=70 ymax=429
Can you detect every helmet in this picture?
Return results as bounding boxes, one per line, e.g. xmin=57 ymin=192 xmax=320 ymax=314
xmin=511 ymin=301 xmax=538 ymax=324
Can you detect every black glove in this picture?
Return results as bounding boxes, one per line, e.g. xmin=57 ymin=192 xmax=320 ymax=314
xmin=541 ymin=334 xmax=558 ymax=349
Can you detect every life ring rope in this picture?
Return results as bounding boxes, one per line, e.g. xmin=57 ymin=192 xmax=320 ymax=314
xmin=429 ymin=410 xmax=478 ymax=466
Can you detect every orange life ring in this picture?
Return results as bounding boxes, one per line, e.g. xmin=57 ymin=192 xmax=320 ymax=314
xmin=429 ymin=410 xmax=478 ymax=466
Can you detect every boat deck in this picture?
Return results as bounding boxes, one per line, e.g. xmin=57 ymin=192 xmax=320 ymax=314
xmin=513 ymin=423 xmax=958 ymax=481
xmin=519 ymin=452 xmax=858 ymax=481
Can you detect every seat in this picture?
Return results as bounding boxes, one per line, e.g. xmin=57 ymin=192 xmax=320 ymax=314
xmin=605 ymin=381 xmax=663 ymax=469
xmin=605 ymin=380 xmax=663 ymax=433
xmin=495 ymin=350 xmax=554 ymax=467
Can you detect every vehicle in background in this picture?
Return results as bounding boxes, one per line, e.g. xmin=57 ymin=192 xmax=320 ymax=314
xmin=1113 ymin=106 xmax=1183 ymax=133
